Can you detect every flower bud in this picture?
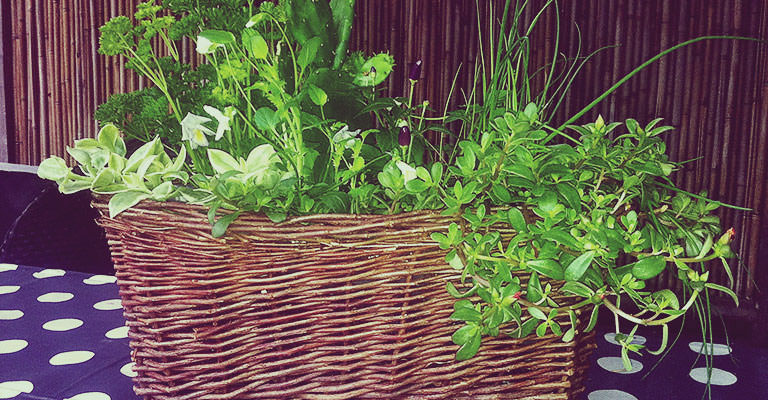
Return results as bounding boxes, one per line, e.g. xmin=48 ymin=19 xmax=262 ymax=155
xmin=717 ymin=227 xmax=735 ymax=245
xmin=409 ymin=59 xmax=422 ymax=81
xmin=398 ymin=125 xmax=411 ymax=146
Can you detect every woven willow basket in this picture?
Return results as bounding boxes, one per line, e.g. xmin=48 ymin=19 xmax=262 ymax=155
xmin=92 ymin=197 xmax=596 ymax=400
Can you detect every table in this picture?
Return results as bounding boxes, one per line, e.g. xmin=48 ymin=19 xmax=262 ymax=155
xmin=0 ymin=263 xmax=137 ymax=400
xmin=2 ymin=263 xmax=766 ymax=399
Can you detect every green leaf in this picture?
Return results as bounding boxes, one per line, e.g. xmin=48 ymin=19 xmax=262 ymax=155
xmin=562 ymin=327 xmax=575 ymax=342
xmin=450 ymin=307 xmax=482 ymax=323
xmin=208 ymin=149 xmax=241 ymax=174
xmin=97 ymin=124 xmax=125 ymax=155
xmin=556 ymin=183 xmax=581 ymax=211
xmin=91 ymin=168 xmax=116 ymax=189
xmin=705 ymin=283 xmax=739 ymax=306
xmin=560 ymin=281 xmax=594 ymax=298
xmin=527 ymin=259 xmax=564 ymax=280
xmin=451 ymin=324 xmax=478 ymax=345
xmin=38 ymin=156 xmax=71 ymax=182
xmin=528 ymin=307 xmax=547 ymax=320
xmin=541 ymin=229 xmax=580 ymax=249
xmin=329 ymin=0 xmax=354 ymax=69
xmin=297 ymin=36 xmax=322 ymax=71
xmin=536 ymin=322 xmax=548 ymax=337
xmin=306 ymin=84 xmax=328 ymax=106
xmin=507 ymin=207 xmax=527 ymax=232
xmin=242 ymin=28 xmax=268 ymax=59
xmin=653 ymin=289 xmax=680 ymax=309
xmin=212 ymin=211 xmax=241 ymax=238
xmin=446 ymin=250 xmax=464 ymax=270
xmin=631 ymin=255 xmax=666 ymax=280
xmin=253 ymin=107 xmax=277 ymax=131
xmin=446 ymin=282 xmax=477 ymax=298
xmin=455 ymin=330 xmax=481 ymax=361
xmin=108 ymin=191 xmax=150 ymax=218
xmin=564 ymin=251 xmax=595 ymax=281
xmin=198 ymin=30 xmax=236 ymax=46
xmin=585 ymin=305 xmax=600 ymax=332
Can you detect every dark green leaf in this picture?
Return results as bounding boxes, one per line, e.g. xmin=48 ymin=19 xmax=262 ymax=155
xmin=527 ymin=259 xmax=564 ymax=280
xmin=631 ymin=255 xmax=666 ymax=280
xmin=541 ymin=229 xmax=580 ymax=249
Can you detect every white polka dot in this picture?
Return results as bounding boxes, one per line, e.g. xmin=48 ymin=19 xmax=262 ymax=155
xmin=83 ymin=275 xmax=117 ymax=285
xmin=596 ymin=357 xmax=643 ymax=374
xmin=688 ymin=341 xmax=732 ymax=356
xmin=0 ymin=380 xmax=33 ymax=399
xmin=604 ymin=332 xmax=646 ymax=346
xmin=64 ymin=392 xmax=112 ymax=400
xmin=93 ymin=299 xmax=122 ymax=310
xmin=0 ymin=264 xmax=17 ymax=273
xmin=37 ymin=292 xmax=74 ymax=303
xmin=588 ymin=390 xmax=639 ymax=400
xmin=33 ymin=269 xmax=66 ymax=279
xmin=120 ymin=362 xmax=137 ymax=377
xmin=43 ymin=318 xmax=84 ymax=332
xmin=689 ymin=367 xmax=738 ymax=386
xmin=0 ymin=286 xmax=20 ymax=295
xmin=0 ymin=339 xmax=28 ymax=354
xmin=105 ymin=326 xmax=129 ymax=339
xmin=49 ymin=351 xmax=95 ymax=366
xmin=0 ymin=310 xmax=23 ymax=320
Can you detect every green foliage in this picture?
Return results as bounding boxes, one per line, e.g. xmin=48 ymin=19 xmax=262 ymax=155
xmin=40 ymin=0 xmax=745 ymax=378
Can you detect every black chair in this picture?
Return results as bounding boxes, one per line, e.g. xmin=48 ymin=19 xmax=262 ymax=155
xmin=0 ymin=165 xmax=113 ymax=275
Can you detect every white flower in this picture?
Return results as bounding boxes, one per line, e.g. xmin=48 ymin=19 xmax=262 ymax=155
xmin=332 ymin=125 xmax=361 ymax=150
xmin=203 ymin=105 xmax=234 ymax=140
xmin=181 ymin=113 xmax=215 ymax=149
xmin=396 ymin=161 xmax=418 ymax=183
xmin=196 ymin=36 xmax=222 ymax=54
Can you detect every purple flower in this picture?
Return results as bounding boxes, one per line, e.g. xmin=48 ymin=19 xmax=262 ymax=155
xmin=409 ymin=60 xmax=422 ymax=81
xmin=398 ymin=125 xmax=411 ymax=146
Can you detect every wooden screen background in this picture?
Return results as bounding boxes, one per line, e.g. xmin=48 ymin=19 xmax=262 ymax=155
xmin=4 ymin=1 xmax=767 ymax=308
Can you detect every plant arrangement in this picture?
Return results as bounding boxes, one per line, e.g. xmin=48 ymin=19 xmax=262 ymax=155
xmin=38 ymin=0 xmax=746 ymax=380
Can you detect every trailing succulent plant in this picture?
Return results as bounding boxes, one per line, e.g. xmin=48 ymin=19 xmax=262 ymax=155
xmin=38 ymin=0 xmax=748 ymax=378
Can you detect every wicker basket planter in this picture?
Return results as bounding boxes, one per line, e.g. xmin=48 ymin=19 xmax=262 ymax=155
xmin=92 ymin=197 xmax=596 ymax=400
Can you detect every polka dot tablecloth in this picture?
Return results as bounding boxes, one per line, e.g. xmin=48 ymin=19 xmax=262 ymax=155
xmin=0 ymin=263 xmax=138 ymax=400
xmin=2 ymin=263 xmax=767 ymax=399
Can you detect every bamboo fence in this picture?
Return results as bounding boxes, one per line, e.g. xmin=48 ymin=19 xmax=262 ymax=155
xmin=4 ymin=0 xmax=768 ymax=307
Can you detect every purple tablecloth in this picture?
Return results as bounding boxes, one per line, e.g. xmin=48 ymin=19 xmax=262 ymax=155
xmin=2 ymin=262 xmax=766 ymax=399
xmin=0 ymin=263 xmax=138 ymax=400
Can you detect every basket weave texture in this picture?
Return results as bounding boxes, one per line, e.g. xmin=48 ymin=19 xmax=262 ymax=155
xmin=92 ymin=197 xmax=596 ymax=400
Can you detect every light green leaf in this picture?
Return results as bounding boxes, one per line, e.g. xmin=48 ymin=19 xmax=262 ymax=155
xmin=108 ymin=191 xmax=150 ymax=218
xmin=245 ymin=144 xmax=278 ymax=173
xmin=528 ymin=307 xmax=547 ymax=320
xmin=91 ymin=168 xmax=116 ymax=189
xmin=564 ymin=251 xmax=595 ymax=281
xmin=38 ymin=157 xmax=71 ymax=182
xmin=151 ymin=181 xmax=174 ymax=200
xmin=125 ymin=138 xmax=160 ymax=172
xmin=97 ymin=124 xmax=124 ymax=155
xmin=307 ymin=84 xmax=328 ymax=106
xmin=208 ymin=149 xmax=241 ymax=174
xmin=242 ymin=28 xmax=268 ymax=59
